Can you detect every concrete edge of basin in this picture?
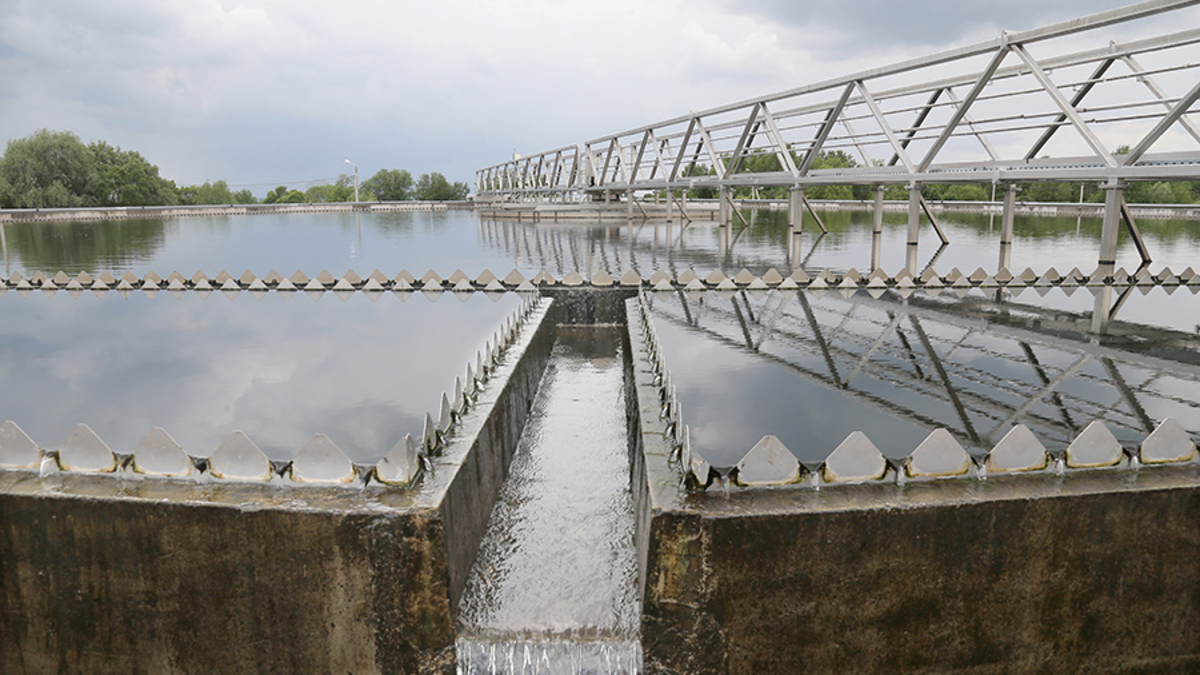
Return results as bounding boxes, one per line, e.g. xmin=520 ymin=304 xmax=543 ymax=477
xmin=0 ymin=297 xmax=559 ymax=675
xmin=626 ymin=295 xmax=1200 ymax=675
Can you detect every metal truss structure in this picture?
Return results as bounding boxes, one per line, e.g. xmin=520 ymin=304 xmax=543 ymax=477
xmin=477 ymin=0 xmax=1200 ymax=272
xmin=648 ymin=288 xmax=1200 ymax=458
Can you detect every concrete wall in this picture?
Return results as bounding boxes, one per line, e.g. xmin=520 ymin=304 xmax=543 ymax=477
xmin=625 ymin=298 xmax=1200 ymax=674
xmin=0 ymin=299 xmax=558 ymax=674
xmin=0 ymin=476 xmax=452 ymax=674
xmin=0 ymin=201 xmax=472 ymax=225
xmin=435 ymin=299 xmax=558 ymax=613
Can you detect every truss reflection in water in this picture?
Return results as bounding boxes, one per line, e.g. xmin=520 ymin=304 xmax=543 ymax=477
xmin=646 ymin=286 xmax=1200 ymax=467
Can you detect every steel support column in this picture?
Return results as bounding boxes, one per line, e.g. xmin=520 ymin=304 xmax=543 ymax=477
xmin=871 ymin=185 xmax=885 ymax=271
xmin=1098 ymin=184 xmax=1123 ymax=273
xmin=999 ymin=184 xmax=1017 ymax=271
xmin=719 ymin=187 xmax=732 ymax=226
xmin=906 ymin=186 xmax=922 ymax=274
xmin=789 ymin=187 xmax=804 ymax=230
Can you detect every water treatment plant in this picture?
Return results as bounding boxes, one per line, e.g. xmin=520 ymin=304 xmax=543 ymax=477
xmin=3 ymin=2 xmax=1200 ymax=673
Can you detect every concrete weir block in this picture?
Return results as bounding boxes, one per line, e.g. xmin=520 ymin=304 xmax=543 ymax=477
xmin=475 ymin=269 xmax=497 ymax=286
xmin=1066 ymin=420 xmax=1126 ymax=469
xmin=1141 ymin=418 xmax=1198 ymax=464
xmin=823 ymin=431 xmax=887 ymax=483
xmin=905 ymin=428 xmax=971 ymax=478
xmin=987 ymin=424 xmax=1049 ymax=473
xmin=736 ymin=435 xmax=801 ymax=486
xmin=684 ymin=427 xmax=713 ymax=489
xmin=590 ymin=270 xmax=615 ymax=287
xmin=131 ymin=427 xmax=193 ymax=477
xmin=208 ymin=431 xmax=273 ymax=481
xmin=289 ymin=434 xmax=357 ymax=485
xmin=374 ymin=434 xmax=421 ymax=486
xmin=0 ymin=420 xmax=41 ymax=469
xmin=58 ymin=423 xmax=117 ymax=473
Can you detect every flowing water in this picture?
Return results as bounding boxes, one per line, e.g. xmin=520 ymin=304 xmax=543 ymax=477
xmin=456 ymin=327 xmax=641 ymax=674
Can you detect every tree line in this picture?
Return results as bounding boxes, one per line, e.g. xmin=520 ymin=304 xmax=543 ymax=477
xmin=665 ymin=149 xmax=1200 ymax=204
xmin=0 ymin=129 xmax=470 ymax=209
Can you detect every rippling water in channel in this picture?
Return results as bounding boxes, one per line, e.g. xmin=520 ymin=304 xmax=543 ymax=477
xmin=456 ymin=327 xmax=641 ymax=674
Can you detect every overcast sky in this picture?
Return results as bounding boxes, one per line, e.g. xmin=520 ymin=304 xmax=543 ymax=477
xmin=0 ymin=0 xmax=1189 ymax=194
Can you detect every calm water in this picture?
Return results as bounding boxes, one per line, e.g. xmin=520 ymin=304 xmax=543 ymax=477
xmin=647 ymin=286 xmax=1200 ymax=468
xmin=2 ymin=208 xmax=1198 ymax=279
xmin=457 ymin=328 xmax=641 ymax=673
xmin=0 ymin=289 xmax=520 ymax=463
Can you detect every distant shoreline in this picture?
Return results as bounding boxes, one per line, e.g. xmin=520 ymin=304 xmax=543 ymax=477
xmin=0 ymin=200 xmax=473 ymax=224
xmin=4 ymin=197 xmax=1199 ymax=224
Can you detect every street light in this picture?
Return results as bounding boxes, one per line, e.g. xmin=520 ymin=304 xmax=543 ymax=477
xmin=344 ymin=159 xmax=360 ymax=203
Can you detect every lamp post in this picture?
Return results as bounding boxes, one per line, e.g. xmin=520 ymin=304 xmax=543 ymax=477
xmin=344 ymin=159 xmax=360 ymax=203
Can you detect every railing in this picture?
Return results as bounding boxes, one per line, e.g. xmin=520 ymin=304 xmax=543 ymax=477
xmin=478 ymin=0 xmax=1200 ymax=198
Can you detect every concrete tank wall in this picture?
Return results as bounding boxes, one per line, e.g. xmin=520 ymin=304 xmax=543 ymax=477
xmin=0 ymin=298 xmax=558 ymax=674
xmin=625 ymin=298 xmax=1200 ymax=674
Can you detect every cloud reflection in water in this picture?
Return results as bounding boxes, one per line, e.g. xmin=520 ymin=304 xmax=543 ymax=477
xmin=0 ymin=290 xmax=521 ymax=463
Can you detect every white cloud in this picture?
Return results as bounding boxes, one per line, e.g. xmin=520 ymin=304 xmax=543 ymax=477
xmin=0 ymin=0 xmax=1195 ymax=192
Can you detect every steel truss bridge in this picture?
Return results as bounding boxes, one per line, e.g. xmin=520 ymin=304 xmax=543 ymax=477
xmin=477 ymin=0 xmax=1200 ymax=274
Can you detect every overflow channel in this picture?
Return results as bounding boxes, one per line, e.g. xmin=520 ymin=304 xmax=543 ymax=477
xmin=456 ymin=324 xmax=642 ymax=673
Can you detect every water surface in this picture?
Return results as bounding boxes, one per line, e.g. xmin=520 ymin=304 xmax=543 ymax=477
xmin=457 ymin=327 xmax=640 ymax=673
xmin=3 ymin=208 xmax=1197 ymax=279
xmin=0 ymin=289 xmax=520 ymax=462
xmin=647 ymin=287 xmax=1200 ymax=468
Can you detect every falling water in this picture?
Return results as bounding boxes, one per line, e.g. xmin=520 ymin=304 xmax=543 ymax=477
xmin=456 ymin=326 xmax=641 ymax=674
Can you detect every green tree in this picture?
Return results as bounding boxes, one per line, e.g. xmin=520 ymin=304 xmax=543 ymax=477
xmin=678 ymin=164 xmax=718 ymax=199
xmin=0 ymin=129 xmax=96 ymax=208
xmin=305 ymin=174 xmax=357 ymax=202
xmin=89 ymin=141 xmax=178 ymax=206
xmin=178 ymin=180 xmax=236 ymax=205
xmin=414 ymin=172 xmax=469 ymax=201
xmin=279 ymin=189 xmax=308 ymax=203
xmin=231 ymin=188 xmax=257 ymax=204
xmin=802 ymin=151 xmax=863 ymax=200
xmin=362 ymin=168 xmax=413 ymax=201
xmin=262 ymin=185 xmax=289 ymax=204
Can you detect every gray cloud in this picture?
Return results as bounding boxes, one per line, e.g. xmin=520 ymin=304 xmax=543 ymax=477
xmin=0 ymin=0 xmax=1190 ymax=192
xmin=707 ymin=0 xmax=1141 ymax=46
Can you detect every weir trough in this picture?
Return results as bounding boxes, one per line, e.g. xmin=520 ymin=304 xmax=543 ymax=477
xmin=0 ymin=297 xmax=558 ymax=673
xmin=626 ymin=295 xmax=1200 ymax=674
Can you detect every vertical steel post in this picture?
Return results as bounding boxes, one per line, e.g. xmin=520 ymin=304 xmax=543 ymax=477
xmin=1098 ymin=182 xmax=1123 ymax=275
xmin=789 ymin=186 xmax=804 ymax=267
xmin=906 ymin=185 xmax=922 ymax=274
xmin=999 ymin=183 xmax=1017 ymax=271
xmin=871 ymin=185 xmax=885 ymax=271
xmin=719 ymin=187 xmax=732 ymax=226
xmin=1091 ymin=285 xmax=1113 ymax=334
xmin=789 ymin=186 xmax=804 ymax=229
xmin=627 ymin=190 xmax=634 ymax=220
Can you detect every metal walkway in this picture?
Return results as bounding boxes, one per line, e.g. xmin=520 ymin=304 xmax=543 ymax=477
xmin=477 ymin=0 xmax=1200 ymax=274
